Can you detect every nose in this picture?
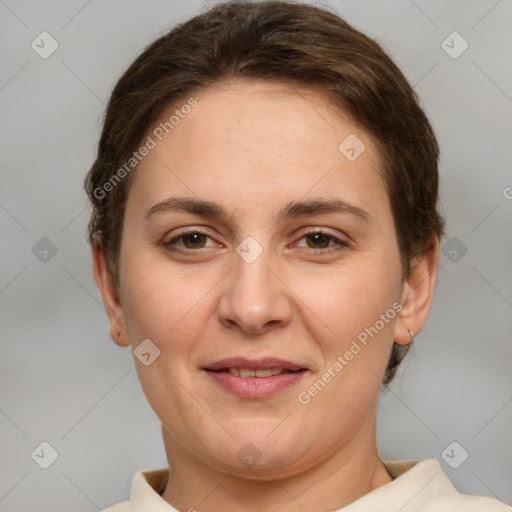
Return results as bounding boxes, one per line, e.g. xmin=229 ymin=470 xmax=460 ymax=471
xmin=217 ymin=245 xmax=292 ymax=335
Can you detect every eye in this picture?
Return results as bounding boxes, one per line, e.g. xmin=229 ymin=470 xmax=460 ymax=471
xmin=165 ymin=229 xmax=217 ymax=250
xmin=295 ymin=229 xmax=349 ymax=253
xmin=164 ymin=228 xmax=349 ymax=254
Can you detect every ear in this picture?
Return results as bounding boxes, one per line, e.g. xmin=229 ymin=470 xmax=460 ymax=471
xmin=91 ymin=238 xmax=130 ymax=347
xmin=394 ymin=236 xmax=440 ymax=345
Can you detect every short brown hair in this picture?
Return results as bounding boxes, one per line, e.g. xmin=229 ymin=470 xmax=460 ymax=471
xmin=84 ymin=0 xmax=444 ymax=385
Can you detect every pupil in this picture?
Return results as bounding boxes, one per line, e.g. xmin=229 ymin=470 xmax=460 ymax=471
xmin=308 ymin=233 xmax=329 ymax=248
xmin=185 ymin=233 xmax=205 ymax=248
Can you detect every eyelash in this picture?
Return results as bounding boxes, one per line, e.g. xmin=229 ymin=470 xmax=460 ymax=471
xmin=164 ymin=228 xmax=349 ymax=255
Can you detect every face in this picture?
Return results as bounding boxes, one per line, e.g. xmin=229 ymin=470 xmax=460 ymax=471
xmin=95 ymin=80 xmax=436 ymax=479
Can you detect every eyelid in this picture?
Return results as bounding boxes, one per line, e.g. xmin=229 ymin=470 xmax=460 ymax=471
xmin=299 ymin=226 xmax=347 ymax=240
xmin=168 ymin=227 xmax=210 ymax=239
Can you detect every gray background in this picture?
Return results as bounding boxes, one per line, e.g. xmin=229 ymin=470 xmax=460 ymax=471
xmin=1 ymin=0 xmax=511 ymax=510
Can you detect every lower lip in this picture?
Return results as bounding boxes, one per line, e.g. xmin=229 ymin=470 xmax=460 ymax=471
xmin=205 ymin=370 xmax=307 ymax=399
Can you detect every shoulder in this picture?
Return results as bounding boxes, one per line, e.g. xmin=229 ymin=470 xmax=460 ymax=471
xmin=101 ymin=467 xmax=170 ymax=511
xmin=376 ymin=459 xmax=511 ymax=511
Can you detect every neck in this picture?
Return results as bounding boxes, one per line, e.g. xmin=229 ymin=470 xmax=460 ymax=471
xmin=160 ymin=413 xmax=392 ymax=512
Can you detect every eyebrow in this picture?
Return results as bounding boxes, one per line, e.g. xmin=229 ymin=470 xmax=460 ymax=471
xmin=144 ymin=196 xmax=371 ymax=223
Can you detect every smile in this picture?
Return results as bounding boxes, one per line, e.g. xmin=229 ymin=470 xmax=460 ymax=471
xmin=224 ymin=367 xmax=293 ymax=378
xmin=203 ymin=358 xmax=308 ymax=398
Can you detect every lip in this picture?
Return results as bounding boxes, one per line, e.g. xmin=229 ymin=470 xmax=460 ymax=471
xmin=204 ymin=357 xmax=305 ymax=372
xmin=203 ymin=357 xmax=308 ymax=399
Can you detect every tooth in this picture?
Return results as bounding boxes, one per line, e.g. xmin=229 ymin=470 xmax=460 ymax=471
xmin=271 ymin=367 xmax=283 ymax=375
xmin=255 ymin=369 xmax=273 ymax=378
xmin=239 ymin=368 xmax=255 ymax=378
xmin=228 ymin=368 xmax=240 ymax=377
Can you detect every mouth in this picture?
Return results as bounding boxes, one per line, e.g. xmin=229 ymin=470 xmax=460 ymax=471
xmin=208 ymin=367 xmax=301 ymax=378
xmin=203 ymin=358 xmax=308 ymax=398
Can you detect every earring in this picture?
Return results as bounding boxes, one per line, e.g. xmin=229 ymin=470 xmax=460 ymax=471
xmin=408 ymin=329 xmax=414 ymax=342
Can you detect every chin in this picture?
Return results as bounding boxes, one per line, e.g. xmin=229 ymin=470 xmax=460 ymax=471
xmin=203 ymin=425 xmax=313 ymax=476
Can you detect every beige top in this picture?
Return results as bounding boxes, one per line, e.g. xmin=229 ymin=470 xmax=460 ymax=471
xmin=103 ymin=459 xmax=511 ymax=511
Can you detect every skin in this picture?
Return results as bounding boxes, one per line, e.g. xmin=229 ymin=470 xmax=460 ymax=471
xmin=93 ymin=80 xmax=439 ymax=511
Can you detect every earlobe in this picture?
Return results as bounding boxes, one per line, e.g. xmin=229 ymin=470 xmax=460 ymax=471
xmin=91 ymin=240 xmax=130 ymax=347
xmin=394 ymin=237 xmax=440 ymax=346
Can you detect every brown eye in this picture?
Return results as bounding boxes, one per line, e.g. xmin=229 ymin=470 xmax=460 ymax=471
xmin=182 ymin=232 xmax=208 ymax=249
xmin=165 ymin=229 xmax=214 ymax=251
xmin=305 ymin=233 xmax=332 ymax=249
xmin=296 ymin=230 xmax=349 ymax=254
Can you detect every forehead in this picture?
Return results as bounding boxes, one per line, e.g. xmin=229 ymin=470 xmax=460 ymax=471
xmin=127 ymin=80 xmax=388 ymax=222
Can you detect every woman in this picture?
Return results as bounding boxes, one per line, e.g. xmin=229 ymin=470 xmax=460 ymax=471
xmin=85 ymin=1 xmax=510 ymax=510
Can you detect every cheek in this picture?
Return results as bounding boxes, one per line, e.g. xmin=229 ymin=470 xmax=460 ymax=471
xmin=119 ymin=257 xmax=214 ymax=415
xmin=294 ymin=259 xmax=401 ymax=349
xmin=120 ymin=251 xmax=206 ymax=350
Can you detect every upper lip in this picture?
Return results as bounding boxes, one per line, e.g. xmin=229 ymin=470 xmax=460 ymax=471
xmin=203 ymin=357 xmax=307 ymax=372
